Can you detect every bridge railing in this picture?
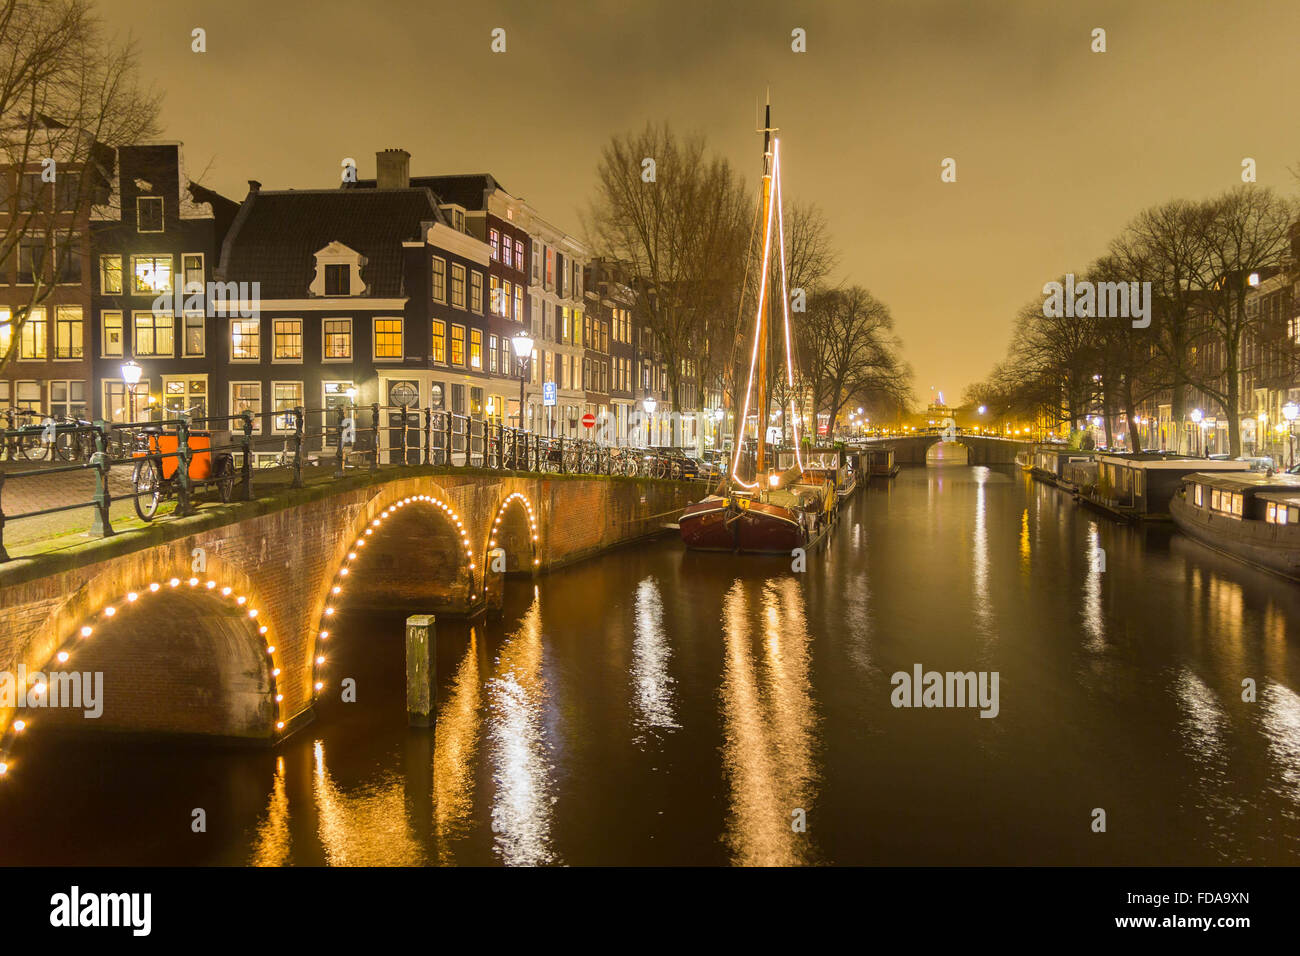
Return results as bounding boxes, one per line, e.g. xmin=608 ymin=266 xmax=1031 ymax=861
xmin=0 ymin=403 xmax=702 ymax=562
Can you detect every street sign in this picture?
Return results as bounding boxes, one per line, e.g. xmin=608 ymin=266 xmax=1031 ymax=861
xmin=582 ymin=412 xmax=596 ymax=429
xmin=543 ymin=382 xmax=556 ymax=407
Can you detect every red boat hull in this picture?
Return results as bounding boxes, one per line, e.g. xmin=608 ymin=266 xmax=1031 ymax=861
xmin=679 ymin=496 xmax=808 ymax=554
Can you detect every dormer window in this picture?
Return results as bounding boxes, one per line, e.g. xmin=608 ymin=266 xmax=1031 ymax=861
xmin=325 ymin=264 xmax=349 ymax=296
xmin=137 ymin=196 xmax=163 ymax=233
xmin=310 ymin=241 xmax=366 ymax=297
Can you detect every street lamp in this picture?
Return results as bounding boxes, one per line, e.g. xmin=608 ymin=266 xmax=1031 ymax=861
xmin=511 ymin=330 xmax=534 ymax=432
xmin=121 ymin=360 xmax=142 ymax=420
xmin=1191 ymin=408 xmax=1204 ymax=457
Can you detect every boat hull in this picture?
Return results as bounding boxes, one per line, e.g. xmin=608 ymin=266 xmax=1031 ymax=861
xmin=734 ymin=499 xmax=808 ymax=554
xmin=678 ymin=497 xmax=737 ymax=551
xmin=1170 ymin=493 xmax=1300 ymax=579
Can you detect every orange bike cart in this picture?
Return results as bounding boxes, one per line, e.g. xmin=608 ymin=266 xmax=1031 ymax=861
xmin=134 ymin=430 xmax=214 ymax=480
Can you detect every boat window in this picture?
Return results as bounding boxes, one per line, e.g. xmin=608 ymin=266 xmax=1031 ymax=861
xmin=1290 ymin=506 xmax=1299 ymax=524
xmin=1280 ymin=507 xmax=1290 ymax=526
xmin=1134 ymin=471 xmax=1143 ymax=497
xmin=1232 ymin=493 xmax=1243 ymax=516
xmin=1194 ymin=484 xmax=1203 ymax=507
xmin=1267 ymin=503 xmax=1277 ymax=523
xmin=1211 ymin=489 xmax=1221 ymax=511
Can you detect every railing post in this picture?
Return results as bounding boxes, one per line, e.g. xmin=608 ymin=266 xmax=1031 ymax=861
xmin=174 ymin=414 xmax=194 ymax=516
xmin=398 ymin=403 xmax=408 ymax=466
xmin=335 ymin=406 xmax=346 ymax=479
xmin=558 ymin=435 xmax=565 ymax=474
xmin=0 ymin=470 xmax=8 ymax=562
xmin=89 ymin=420 xmax=113 ymax=538
xmin=240 ymin=411 xmax=254 ymax=500
xmin=291 ymin=406 xmax=305 ymax=489
xmin=423 ymin=407 xmax=432 ymax=466
xmin=370 ymin=402 xmax=380 ymax=471
xmin=444 ymin=412 xmax=453 ymax=467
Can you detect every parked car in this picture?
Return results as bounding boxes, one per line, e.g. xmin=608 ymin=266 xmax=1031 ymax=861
xmin=648 ymin=446 xmax=700 ymax=478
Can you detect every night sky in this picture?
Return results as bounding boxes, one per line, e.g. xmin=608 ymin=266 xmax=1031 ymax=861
xmin=113 ymin=0 xmax=1300 ymax=405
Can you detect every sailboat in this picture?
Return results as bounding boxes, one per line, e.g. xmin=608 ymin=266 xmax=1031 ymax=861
xmin=678 ymin=98 xmax=837 ymax=554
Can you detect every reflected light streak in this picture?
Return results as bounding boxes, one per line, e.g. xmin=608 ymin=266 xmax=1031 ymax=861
xmin=631 ymin=577 xmax=680 ymax=745
xmin=719 ymin=579 xmax=819 ymax=866
xmin=249 ymin=755 xmax=290 ymax=866
xmin=1261 ymin=681 xmax=1300 ymax=805
xmin=487 ymin=596 xmax=557 ymax=865
xmin=312 ymin=740 xmax=425 ymax=865
xmin=432 ymin=630 xmax=482 ymax=863
xmin=1083 ymin=522 xmax=1105 ymax=650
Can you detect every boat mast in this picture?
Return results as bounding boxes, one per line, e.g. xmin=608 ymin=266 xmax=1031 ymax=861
xmin=756 ymin=95 xmax=775 ymax=479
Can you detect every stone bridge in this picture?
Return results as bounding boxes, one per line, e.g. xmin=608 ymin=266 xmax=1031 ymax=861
xmin=0 ymin=467 xmax=697 ymax=770
xmin=862 ymin=434 xmax=1034 ymax=466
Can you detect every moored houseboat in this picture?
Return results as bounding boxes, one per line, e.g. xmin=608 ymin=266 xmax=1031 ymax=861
xmin=864 ymin=447 xmax=900 ymax=478
xmin=1028 ymin=446 xmax=1100 ymax=491
xmin=1083 ymin=454 xmax=1252 ymax=521
xmin=1170 ymin=472 xmax=1300 ymax=579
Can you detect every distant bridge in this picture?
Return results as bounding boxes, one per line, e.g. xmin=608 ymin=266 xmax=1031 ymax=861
xmin=859 ymin=434 xmax=1034 ymax=466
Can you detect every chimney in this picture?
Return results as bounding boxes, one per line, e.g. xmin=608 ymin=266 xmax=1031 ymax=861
xmin=376 ymin=148 xmax=410 ymax=190
xmin=247 ymin=180 xmax=261 ymax=194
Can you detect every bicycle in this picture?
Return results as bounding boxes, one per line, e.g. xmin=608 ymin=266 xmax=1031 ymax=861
xmin=1 ymin=408 xmax=48 ymax=462
xmin=130 ymin=424 xmax=236 ymax=520
xmin=54 ymin=416 xmax=98 ymax=463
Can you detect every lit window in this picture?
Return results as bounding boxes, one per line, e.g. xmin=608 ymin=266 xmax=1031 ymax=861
xmin=489 ymin=334 xmax=498 ymax=373
xmin=273 ymin=318 xmax=303 ymax=361
xmin=273 ymin=382 xmax=304 ymax=432
xmin=183 ymin=313 xmax=205 ymax=357
xmin=54 ymin=306 xmax=83 ymax=359
xmin=470 ymin=329 xmax=482 ymax=370
xmin=19 ymin=308 xmax=46 ymax=359
xmin=374 ymin=318 xmax=402 ymax=359
xmin=133 ymin=310 xmax=174 ymax=357
xmin=450 ymin=324 xmax=465 ymax=366
xmin=132 ymin=255 xmax=172 ymax=293
xmin=431 ymin=319 xmax=446 ymax=364
xmin=231 ymin=383 xmax=262 ymax=432
xmin=101 ymin=310 xmax=123 ymax=358
xmin=503 ymin=234 xmax=513 ymax=266
xmin=489 ymin=229 xmax=500 ymax=260
xmin=231 ymin=319 xmax=260 ymax=360
xmin=324 ymin=318 xmax=351 ymax=360
xmin=100 ymin=255 xmax=123 ymax=294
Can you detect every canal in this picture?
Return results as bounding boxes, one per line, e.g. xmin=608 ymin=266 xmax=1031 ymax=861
xmin=3 ymin=464 xmax=1299 ymax=865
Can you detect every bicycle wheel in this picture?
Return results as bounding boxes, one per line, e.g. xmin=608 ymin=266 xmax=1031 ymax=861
xmin=54 ymin=428 xmax=77 ymax=462
xmin=215 ymin=456 xmax=235 ymax=503
xmin=132 ymin=458 xmax=163 ymax=521
xmin=17 ymin=429 xmax=44 ymax=461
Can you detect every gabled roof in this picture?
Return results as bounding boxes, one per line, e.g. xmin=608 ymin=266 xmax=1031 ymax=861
xmin=219 ymin=188 xmax=439 ymax=298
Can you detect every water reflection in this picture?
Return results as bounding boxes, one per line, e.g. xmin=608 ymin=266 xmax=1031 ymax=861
xmin=1082 ymin=522 xmax=1105 ymax=650
xmin=432 ymin=630 xmax=483 ymax=863
xmin=487 ymin=595 xmax=557 ymax=865
xmin=719 ymin=578 xmax=820 ymax=866
xmin=313 ymin=740 xmax=425 ymax=865
xmin=631 ymin=577 xmax=679 ymax=745
xmin=1262 ymin=681 xmax=1300 ymax=804
xmin=250 ymin=756 xmax=291 ymax=867
xmin=1173 ymin=668 xmax=1237 ymax=857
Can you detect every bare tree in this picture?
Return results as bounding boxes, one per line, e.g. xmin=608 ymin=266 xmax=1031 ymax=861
xmin=797 ymin=286 xmax=910 ymax=442
xmin=0 ymin=0 xmax=158 ymax=372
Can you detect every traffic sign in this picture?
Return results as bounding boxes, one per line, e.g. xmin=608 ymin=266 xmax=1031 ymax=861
xmin=543 ymin=382 xmax=557 ymax=406
xmin=582 ymin=412 xmax=596 ymax=429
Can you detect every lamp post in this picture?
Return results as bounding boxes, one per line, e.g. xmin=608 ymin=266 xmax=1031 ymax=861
xmin=1191 ymin=408 xmax=1203 ymax=457
xmin=511 ymin=330 xmax=534 ymax=432
xmin=1284 ymin=402 xmax=1298 ymax=469
xmin=121 ymin=360 xmax=143 ymax=421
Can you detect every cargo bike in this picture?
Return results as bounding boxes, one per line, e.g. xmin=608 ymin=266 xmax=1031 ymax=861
xmin=130 ymin=425 xmax=236 ymax=521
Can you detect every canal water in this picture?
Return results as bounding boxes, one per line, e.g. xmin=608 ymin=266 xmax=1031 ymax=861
xmin=3 ymin=465 xmax=1299 ymax=865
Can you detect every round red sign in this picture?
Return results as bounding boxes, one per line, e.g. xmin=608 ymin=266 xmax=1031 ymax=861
xmin=582 ymin=413 xmax=596 ymax=429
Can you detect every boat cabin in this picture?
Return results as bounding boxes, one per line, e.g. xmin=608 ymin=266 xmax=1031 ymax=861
xmin=1095 ymin=454 xmax=1251 ymax=516
xmin=1182 ymin=472 xmax=1300 ymax=522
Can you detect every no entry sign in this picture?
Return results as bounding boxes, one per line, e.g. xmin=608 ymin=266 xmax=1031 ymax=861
xmin=582 ymin=412 xmax=596 ymax=429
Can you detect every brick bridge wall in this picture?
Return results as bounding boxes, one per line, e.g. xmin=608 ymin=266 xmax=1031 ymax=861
xmin=871 ymin=436 xmax=1033 ymax=465
xmin=0 ymin=467 xmax=697 ymax=761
